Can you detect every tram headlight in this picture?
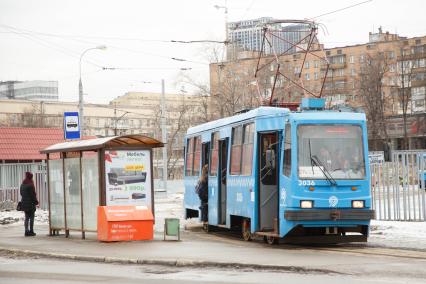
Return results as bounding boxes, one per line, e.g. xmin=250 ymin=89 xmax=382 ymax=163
xmin=352 ymin=200 xmax=364 ymax=208
xmin=300 ymin=200 xmax=313 ymax=209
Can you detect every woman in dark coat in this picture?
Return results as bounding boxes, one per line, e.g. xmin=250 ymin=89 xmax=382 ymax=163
xmin=20 ymin=172 xmax=39 ymax=236
xmin=196 ymin=165 xmax=209 ymax=223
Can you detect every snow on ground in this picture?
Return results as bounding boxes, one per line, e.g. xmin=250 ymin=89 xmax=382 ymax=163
xmin=0 ymin=209 xmax=49 ymax=226
xmin=369 ymin=219 xmax=426 ymax=250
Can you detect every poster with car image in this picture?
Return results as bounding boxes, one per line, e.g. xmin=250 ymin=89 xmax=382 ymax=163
xmin=105 ymin=150 xmax=152 ymax=210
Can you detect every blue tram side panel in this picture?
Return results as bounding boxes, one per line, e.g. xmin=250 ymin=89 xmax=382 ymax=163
xmin=184 ymin=98 xmax=375 ymax=243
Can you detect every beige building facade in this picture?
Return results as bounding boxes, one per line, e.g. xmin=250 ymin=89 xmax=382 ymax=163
xmin=210 ymin=29 xmax=426 ymax=149
xmin=0 ymin=91 xmax=208 ymax=178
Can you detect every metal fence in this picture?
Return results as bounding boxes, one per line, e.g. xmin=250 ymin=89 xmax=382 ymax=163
xmin=371 ymin=150 xmax=426 ymax=221
xmin=0 ymin=162 xmax=48 ymax=210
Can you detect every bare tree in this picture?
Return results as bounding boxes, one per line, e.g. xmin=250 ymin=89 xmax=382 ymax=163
xmin=152 ymin=94 xmax=199 ymax=179
xmin=397 ymin=48 xmax=414 ymax=149
xmin=358 ymin=52 xmax=391 ymax=150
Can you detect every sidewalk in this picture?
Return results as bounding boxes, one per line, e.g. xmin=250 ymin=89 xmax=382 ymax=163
xmin=1 ymin=222 xmax=426 ymax=276
xmin=1 ymin=190 xmax=426 ymax=275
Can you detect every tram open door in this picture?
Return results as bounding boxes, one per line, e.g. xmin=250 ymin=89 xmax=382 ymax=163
xmin=218 ymin=138 xmax=228 ymax=225
xmin=201 ymin=142 xmax=210 ymax=222
xmin=258 ymin=132 xmax=279 ymax=238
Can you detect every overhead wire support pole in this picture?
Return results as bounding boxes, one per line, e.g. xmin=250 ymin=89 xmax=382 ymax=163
xmin=161 ymin=79 xmax=168 ymax=192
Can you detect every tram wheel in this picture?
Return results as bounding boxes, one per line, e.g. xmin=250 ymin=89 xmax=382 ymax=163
xmin=242 ymin=219 xmax=252 ymax=241
xmin=264 ymin=236 xmax=278 ymax=245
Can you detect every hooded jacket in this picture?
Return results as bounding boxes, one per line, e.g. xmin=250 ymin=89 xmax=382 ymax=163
xmin=20 ymin=172 xmax=38 ymax=211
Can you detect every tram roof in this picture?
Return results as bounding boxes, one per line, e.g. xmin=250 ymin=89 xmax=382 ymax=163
xmin=187 ymin=107 xmax=289 ymax=135
xmin=187 ymin=107 xmax=366 ymax=136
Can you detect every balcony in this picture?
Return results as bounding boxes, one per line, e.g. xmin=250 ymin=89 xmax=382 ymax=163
xmin=411 ymin=79 xmax=426 ymax=88
xmin=397 ymin=52 xmax=426 ymax=61
xmin=325 ymin=76 xmax=347 ymax=82
xmin=321 ymin=62 xmax=347 ymax=70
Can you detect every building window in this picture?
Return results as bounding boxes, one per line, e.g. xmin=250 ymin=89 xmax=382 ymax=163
xmin=351 ymin=68 xmax=356 ymax=76
xmin=305 ymin=73 xmax=310 ymax=81
xmin=337 ymin=49 xmax=342 ymax=55
xmin=305 ymin=61 xmax=310 ymax=69
xmin=314 ymin=60 xmax=319 ymax=68
xmin=314 ymin=72 xmax=318 ymax=80
xmin=335 ymin=68 xmax=345 ymax=77
xmin=349 ymin=55 xmax=354 ymax=64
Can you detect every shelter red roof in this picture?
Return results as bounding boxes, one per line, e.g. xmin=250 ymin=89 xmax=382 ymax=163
xmin=0 ymin=128 xmax=64 ymax=161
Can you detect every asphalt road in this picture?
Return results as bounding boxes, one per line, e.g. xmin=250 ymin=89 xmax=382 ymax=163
xmin=1 ymin=254 xmax=425 ymax=284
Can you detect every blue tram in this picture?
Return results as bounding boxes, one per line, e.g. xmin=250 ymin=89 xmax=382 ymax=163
xmin=184 ymin=98 xmax=375 ymax=244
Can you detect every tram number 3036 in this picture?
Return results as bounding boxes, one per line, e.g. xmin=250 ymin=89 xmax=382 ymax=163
xmin=298 ymin=180 xmax=316 ymax=186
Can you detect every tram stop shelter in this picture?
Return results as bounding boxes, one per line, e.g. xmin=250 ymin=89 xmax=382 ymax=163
xmin=40 ymin=135 xmax=163 ymax=239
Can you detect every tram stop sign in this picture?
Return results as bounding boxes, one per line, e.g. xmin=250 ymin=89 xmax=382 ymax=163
xmin=64 ymin=112 xmax=80 ymax=139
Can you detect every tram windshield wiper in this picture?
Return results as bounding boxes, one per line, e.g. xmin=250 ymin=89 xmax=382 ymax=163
xmin=310 ymin=155 xmax=337 ymax=186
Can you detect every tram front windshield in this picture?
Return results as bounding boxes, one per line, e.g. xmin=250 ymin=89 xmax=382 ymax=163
xmin=298 ymin=125 xmax=365 ymax=180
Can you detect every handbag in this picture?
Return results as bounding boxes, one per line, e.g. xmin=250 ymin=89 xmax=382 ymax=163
xmin=16 ymin=201 xmax=23 ymax=211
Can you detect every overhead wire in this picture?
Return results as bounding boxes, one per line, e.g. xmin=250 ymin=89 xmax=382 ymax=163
xmin=309 ymin=0 xmax=373 ymax=20
xmin=0 ymin=24 xmax=105 ymax=69
xmin=0 ymin=23 xmax=216 ymax=65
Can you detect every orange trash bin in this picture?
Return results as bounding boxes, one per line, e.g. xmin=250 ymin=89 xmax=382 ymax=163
xmin=97 ymin=205 xmax=154 ymax=242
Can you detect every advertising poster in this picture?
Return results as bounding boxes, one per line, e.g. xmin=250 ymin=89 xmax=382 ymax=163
xmin=105 ymin=150 xmax=152 ymax=211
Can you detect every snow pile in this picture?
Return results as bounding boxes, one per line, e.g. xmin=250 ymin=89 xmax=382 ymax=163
xmin=369 ymin=219 xmax=426 ymax=250
xmin=0 ymin=209 xmax=49 ymax=226
xmin=0 ymin=200 xmax=16 ymax=211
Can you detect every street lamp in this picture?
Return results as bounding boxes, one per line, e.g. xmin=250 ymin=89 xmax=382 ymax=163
xmin=79 ymin=45 xmax=106 ymax=138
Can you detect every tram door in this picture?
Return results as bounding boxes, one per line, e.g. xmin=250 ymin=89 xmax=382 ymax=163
xmin=218 ymin=138 xmax=228 ymax=225
xmin=258 ymin=132 xmax=279 ymax=232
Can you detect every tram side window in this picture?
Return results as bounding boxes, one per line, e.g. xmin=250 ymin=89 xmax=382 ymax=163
xmin=185 ymin=136 xmax=201 ymax=176
xmin=210 ymin=132 xmax=219 ymax=176
xmin=185 ymin=138 xmax=194 ymax=176
xmin=284 ymin=124 xmax=292 ymax=176
xmin=241 ymin=123 xmax=254 ymax=175
xmin=193 ymin=136 xmax=201 ymax=176
xmin=230 ymin=126 xmax=243 ymax=175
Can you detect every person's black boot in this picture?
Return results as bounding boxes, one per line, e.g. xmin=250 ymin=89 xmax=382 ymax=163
xmin=29 ymin=231 xmax=36 ymax=236
xmin=25 ymin=231 xmax=30 ymax=237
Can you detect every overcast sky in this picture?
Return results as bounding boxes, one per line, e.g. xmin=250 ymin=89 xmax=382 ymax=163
xmin=1 ymin=0 xmax=425 ymax=104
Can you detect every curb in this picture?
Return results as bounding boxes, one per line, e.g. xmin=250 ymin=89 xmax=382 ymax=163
xmin=0 ymin=247 xmax=341 ymax=275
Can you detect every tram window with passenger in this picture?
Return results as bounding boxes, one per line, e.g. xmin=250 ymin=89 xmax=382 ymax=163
xmin=298 ymin=125 xmax=365 ymax=179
